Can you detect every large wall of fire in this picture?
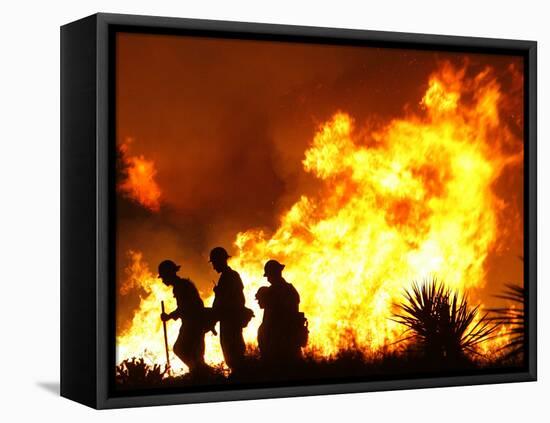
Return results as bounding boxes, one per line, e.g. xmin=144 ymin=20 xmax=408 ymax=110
xmin=115 ymin=33 xmax=524 ymax=373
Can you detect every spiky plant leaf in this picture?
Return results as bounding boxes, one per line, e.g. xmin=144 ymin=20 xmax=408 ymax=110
xmin=392 ymin=278 xmax=498 ymax=362
xmin=488 ymin=283 xmax=525 ymax=361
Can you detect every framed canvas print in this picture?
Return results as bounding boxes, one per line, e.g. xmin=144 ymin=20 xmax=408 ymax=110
xmin=60 ymin=13 xmax=537 ymax=409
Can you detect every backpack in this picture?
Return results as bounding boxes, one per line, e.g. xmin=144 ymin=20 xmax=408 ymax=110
xmin=296 ymin=312 xmax=309 ymax=348
xmin=240 ymin=307 xmax=255 ymax=328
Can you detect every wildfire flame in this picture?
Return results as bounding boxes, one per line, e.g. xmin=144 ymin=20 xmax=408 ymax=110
xmin=116 ymin=250 xmax=225 ymax=373
xmin=118 ymin=139 xmax=162 ymax=212
xmin=116 ymin=63 xmax=522 ymax=372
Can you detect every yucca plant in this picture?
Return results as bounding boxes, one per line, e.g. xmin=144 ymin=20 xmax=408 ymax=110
xmin=488 ymin=283 xmax=525 ymax=362
xmin=392 ymin=278 xmax=498 ymax=363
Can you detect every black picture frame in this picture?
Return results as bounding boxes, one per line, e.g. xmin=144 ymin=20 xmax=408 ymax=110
xmin=61 ymin=12 xmax=537 ymax=409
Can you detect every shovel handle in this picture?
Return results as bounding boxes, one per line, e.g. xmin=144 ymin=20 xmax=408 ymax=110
xmin=161 ymin=301 xmax=171 ymax=370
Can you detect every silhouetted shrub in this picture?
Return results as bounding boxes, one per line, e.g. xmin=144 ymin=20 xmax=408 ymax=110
xmin=488 ymin=283 xmax=525 ymax=363
xmin=116 ymin=358 xmax=166 ymax=388
xmin=392 ymin=278 xmax=497 ymax=365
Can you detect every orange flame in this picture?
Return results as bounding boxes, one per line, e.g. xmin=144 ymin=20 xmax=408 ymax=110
xmin=118 ymin=139 xmax=162 ymax=212
xmin=116 ymin=62 xmax=522 ymax=371
xmin=116 ymin=251 xmax=224 ymax=373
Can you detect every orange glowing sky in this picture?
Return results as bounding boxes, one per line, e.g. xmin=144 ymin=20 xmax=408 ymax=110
xmin=115 ymin=32 xmax=524 ymax=344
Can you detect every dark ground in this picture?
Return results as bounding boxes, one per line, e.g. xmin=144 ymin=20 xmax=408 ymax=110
xmin=115 ymin=347 xmax=523 ymax=392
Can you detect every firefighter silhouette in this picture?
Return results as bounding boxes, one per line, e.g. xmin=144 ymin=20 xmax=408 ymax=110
xmin=158 ymin=260 xmax=209 ymax=374
xmin=210 ymin=247 xmax=253 ymax=373
xmin=256 ymin=260 xmax=308 ymax=365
